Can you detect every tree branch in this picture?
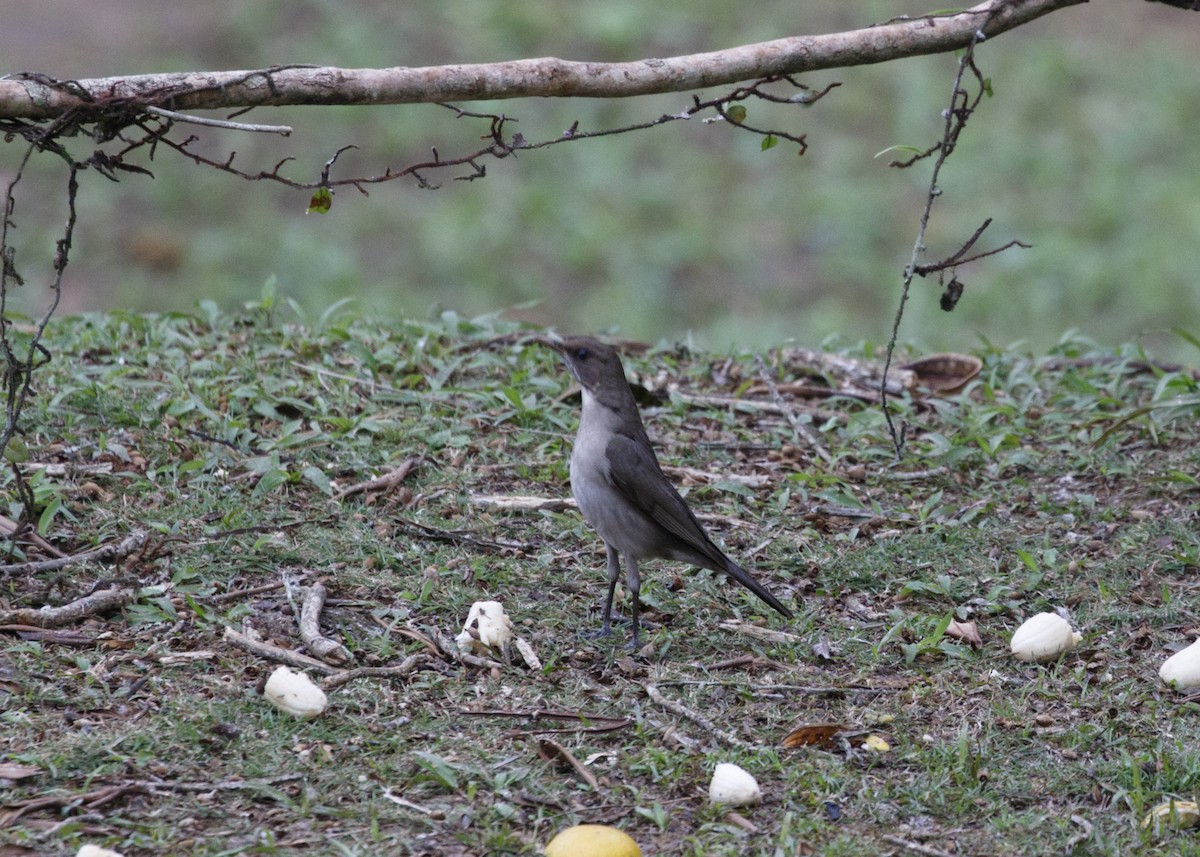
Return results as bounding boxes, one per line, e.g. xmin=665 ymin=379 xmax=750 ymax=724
xmin=0 ymin=0 xmax=1084 ymax=120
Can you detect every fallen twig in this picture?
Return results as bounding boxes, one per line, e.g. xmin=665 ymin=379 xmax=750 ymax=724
xmin=0 ymin=530 xmax=148 ymax=575
xmin=538 ymin=738 xmax=600 ymax=790
xmin=460 ymin=707 xmax=633 ymax=734
xmin=642 ymin=682 xmax=755 ymax=750
xmin=881 ymin=834 xmax=961 ymax=857
xmin=754 ymin=352 xmax=832 ymax=463
xmin=323 ymin=655 xmax=428 ymax=690
xmin=0 ymin=513 xmax=67 ymax=558
xmin=335 ymin=457 xmax=420 ymax=500
xmin=222 ymin=626 xmax=338 ymax=675
xmin=0 ymin=587 xmax=136 ymax=628
xmin=0 ymin=775 xmax=304 ymax=828
xmin=299 ymin=582 xmax=352 ymax=666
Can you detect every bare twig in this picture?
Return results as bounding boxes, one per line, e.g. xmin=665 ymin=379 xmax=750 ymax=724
xmin=752 ymin=352 xmax=832 ymax=462
xmin=538 ymin=738 xmax=600 ymax=790
xmin=222 ymin=625 xmax=339 ymax=675
xmin=0 ymin=587 xmax=136 ymax=628
xmin=882 ymin=834 xmax=961 ymax=857
xmin=298 ymin=582 xmax=353 ymax=666
xmin=334 ymin=457 xmax=420 ymax=499
xmin=145 ymin=105 xmax=292 ymax=135
xmin=0 ymin=529 xmax=148 ymax=575
xmin=322 ymin=655 xmax=427 ymax=690
xmin=642 ymin=682 xmax=756 ymax=750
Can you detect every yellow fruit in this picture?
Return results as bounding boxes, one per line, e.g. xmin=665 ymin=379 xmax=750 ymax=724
xmin=544 ymin=824 xmax=641 ymax=857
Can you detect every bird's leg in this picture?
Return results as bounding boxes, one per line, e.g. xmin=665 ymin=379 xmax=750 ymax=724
xmin=590 ymin=543 xmax=622 ymax=638
xmin=625 ymin=553 xmax=642 ymax=649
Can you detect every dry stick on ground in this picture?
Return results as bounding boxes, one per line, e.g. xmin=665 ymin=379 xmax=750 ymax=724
xmin=881 ymin=834 xmax=961 ymax=857
xmin=222 ymin=626 xmax=339 ymax=675
xmin=753 ymin=352 xmax=832 ymax=463
xmin=642 ymin=682 xmax=756 ymax=751
xmin=0 ymin=529 xmax=148 ymax=576
xmin=461 ymin=708 xmax=633 ymax=735
xmin=0 ymin=776 xmax=305 ymax=828
xmin=0 ymin=587 xmax=136 ymax=628
xmin=0 ymin=513 xmax=67 ymax=558
xmin=537 ymin=738 xmax=600 ymax=791
xmin=334 ymin=456 xmax=420 ymax=500
xmin=323 ymin=655 xmax=428 ymax=690
xmin=299 ymin=581 xmax=353 ymax=666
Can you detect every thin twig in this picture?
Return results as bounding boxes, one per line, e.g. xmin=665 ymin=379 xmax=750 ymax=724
xmin=145 ymin=105 xmax=292 ymax=135
xmin=881 ymin=834 xmax=961 ymax=857
xmin=642 ymin=682 xmax=756 ymax=750
xmin=334 ymin=457 xmax=420 ymax=499
xmin=0 ymin=587 xmax=136 ymax=628
xmin=222 ymin=625 xmax=339 ymax=675
xmin=299 ymin=582 xmax=353 ymax=666
xmin=752 ymin=352 xmax=832 ymax=462
xmin=323 ymin=655 xmax=427 ymax=690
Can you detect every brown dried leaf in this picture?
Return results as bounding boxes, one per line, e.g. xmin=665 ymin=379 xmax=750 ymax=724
xmin=902 ymin=353 xmax=983 ymax=394
xmin=0 ymin=763 xmax=40 ymax=781
xmin=782 ymin=722 xmax=848 ymax=749
xmin=946 ymin=619 xmax=983 ymax=648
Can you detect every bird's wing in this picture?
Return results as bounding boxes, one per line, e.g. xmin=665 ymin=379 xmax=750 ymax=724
xmin=604 ymin=432 xmax=715 ymax=553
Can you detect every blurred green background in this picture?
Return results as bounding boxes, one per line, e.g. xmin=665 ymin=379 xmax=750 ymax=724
xmin=4 ymin=1 xmax=1198 ymax=358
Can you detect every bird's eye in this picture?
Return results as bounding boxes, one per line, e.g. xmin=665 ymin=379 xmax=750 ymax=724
xmin=574 ymin=347 xmax=589 ymax=361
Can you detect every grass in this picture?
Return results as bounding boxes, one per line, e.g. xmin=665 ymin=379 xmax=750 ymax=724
xmin=2 ymin=302 xmax=1199 ymax=855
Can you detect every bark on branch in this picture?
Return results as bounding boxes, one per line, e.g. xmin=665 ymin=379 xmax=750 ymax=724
xmin=0 ymin=0 xmax=1084 ymax=120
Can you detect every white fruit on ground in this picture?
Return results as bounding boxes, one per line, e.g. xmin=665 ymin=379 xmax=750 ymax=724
xmin=1010 ymin=612 xmax=1081 ymax=663
xmin=708 ymin=762 xmax=762 ymax=806
xmin=456 ymin=600 xmax=514 ymax=653
xmin=1159 ymin=638 xmax=1200 ymax=691
xmin=263 ymin=666 xmax=328 ymax=720
xmin=76 ymin=847 xmax=126 ymax=857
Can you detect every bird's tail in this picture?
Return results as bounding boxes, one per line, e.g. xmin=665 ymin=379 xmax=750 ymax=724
xmin=721 ymin=559 xmax=793 ymax=619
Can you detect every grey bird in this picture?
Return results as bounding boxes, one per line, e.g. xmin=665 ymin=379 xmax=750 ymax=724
xmin=543 ymin=335 xmax=793 ymax=646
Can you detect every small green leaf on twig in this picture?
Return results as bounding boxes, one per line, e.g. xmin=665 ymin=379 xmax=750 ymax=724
xmin=726 ymin=105 xmax=747 ymax=125
xmin=307 ymin=187 xmax=333 ymax=214
xmin=761 ymin=135 xmax=778 ymax=151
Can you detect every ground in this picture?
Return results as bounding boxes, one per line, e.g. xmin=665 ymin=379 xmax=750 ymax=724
xmin=1 ymin=308 xmax=1199 ymax=856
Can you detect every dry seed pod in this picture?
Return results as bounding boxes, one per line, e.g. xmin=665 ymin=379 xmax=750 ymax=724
xmin=263 ymin=666 xmax=328 ymax=720
xmin=1159 ymin=639 xmax=1200 ymax=691
xmin=1010 ymin=612 xmax=1081 ymax=663
xmin=708 ymin=762 xmax=762 ymax=806
xmin=544 ymin=824 xmax=641 ymax=857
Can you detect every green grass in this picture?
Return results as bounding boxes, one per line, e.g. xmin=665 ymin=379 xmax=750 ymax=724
xmin=2 ymin=304 xmax=1199 ymax=855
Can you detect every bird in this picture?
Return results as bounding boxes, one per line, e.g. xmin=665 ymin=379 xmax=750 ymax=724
xmin=542 ymin=335 xmax=793 ymax=647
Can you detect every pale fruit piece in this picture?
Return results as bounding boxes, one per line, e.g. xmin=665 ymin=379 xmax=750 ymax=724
xmin=1142 ymin=799 xmax=1200 ymax=832
xmin=544 ymin=824 xmax=641 ymax=857
xmin=1159 ymin=639 xmax=1200 ymax=691
xmin=263 ymin=666 xmax=328 ymax=720
xmin=457 ymin=600 xmax=514 ymax=654
xmin=708 ymin=762 xmax=762 ymax=806
xmin=77 ymin=847 xmax=126 ymax=857
xmin=1010 ymin=612 xmax=1081 ymax=663
xmin=863 ymin=734 xmax=891 ymax=753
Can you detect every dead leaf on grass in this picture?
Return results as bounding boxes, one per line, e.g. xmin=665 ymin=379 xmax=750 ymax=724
xmin=945 ymin=619 xmax=982 ymax=648
xmin=0 ymin=763 xmax=40 ymax=781
xmin=782 ymin=722 xmax=848 ymax=749
xmin=902 ymin=353 xmax=983 ymax=394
